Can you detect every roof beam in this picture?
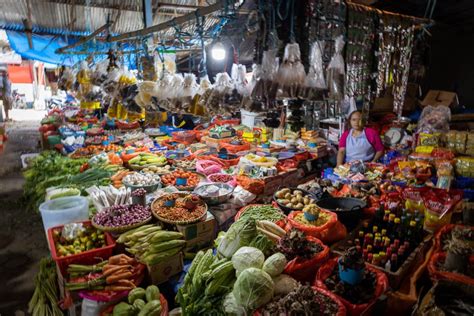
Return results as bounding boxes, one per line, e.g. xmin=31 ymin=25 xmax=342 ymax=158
xmin=44 ymin=0 xmax=144 ymax=12
xmin=56 ymin=22 xmax=110 ymax=53
xmin=108 ymin=0 xmax=232 ymax=43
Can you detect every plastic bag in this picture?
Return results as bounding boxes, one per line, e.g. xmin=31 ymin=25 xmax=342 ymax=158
xmin=315 ymin=258 xmax=389 ymax=316
xmin=232 ymin=64 xmax=250 ymax=97
xmin=285 ymin=210 xmax=338 ymax=244
xmin=417 ymin=105 xmax=451 ymax=133
xmin=306 ymin=41 xmax=326 ymax=89
xmin=277 ymin=43 xmax=306 ymax=97
xmin=214 ymin=72 xmax=233 ymax=95
xmin=196 ymin=159 xmax=223 ymax=175
xmin=422 ymin=188 xmax=463 ymax=233
xmin=230 ymin=186 xmax=257 ymax=207
xmin=283 ymin=236 xmax=330 ymax=283
xmin=327 ymin=36 xmax=345 ymax=100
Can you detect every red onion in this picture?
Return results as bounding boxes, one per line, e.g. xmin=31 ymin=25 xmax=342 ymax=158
xmin=93 ymin=204 xmax=151 ymax=227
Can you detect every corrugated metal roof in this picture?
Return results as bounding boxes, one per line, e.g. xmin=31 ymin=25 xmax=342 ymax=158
xmin=0 ymin=0 xmax=223 ymax=36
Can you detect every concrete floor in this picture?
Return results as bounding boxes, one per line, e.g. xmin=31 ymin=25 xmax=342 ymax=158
xmin=0 ymin=118 xmax=50 ymax=314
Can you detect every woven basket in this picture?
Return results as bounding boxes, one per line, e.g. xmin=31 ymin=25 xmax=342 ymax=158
xmin=91 ymin=217 xmax=152 ymax=233
xmin=151 ymin=193 xmax=208 ymax=225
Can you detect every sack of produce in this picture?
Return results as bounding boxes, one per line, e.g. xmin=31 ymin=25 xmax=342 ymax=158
xmin=428 ymin=252 xmax=474 ymax=286
xmin=414 ymin=280 xmax=474 ymax=316
xmin=257 ymin=285 xmax=346 ymax=316
xmin=315 ymin=257 xmax=389 ymax=316
xmin=278 ymin=231 xmax=330 ymax=283
xmin=285 ymin=210 xmax=338 ymax=243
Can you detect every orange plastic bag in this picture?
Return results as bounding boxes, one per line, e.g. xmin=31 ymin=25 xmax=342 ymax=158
xmin=283 ymin=236 xmax=330 ymax=283
xmin=236 ymin=175 xmax=265 ymax=195
xmin=285 ymin=210 xmax=338 ymax=244
xmin=315 ymin=258 xmax=389 ymax=316
xmin=220 ymin=141 xmax=251 ymax=154
xmin=428 ymin=252 xmax=474 ymax=286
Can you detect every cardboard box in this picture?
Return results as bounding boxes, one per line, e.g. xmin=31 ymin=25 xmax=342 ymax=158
xmin=420 ymin=90 xmax=459 ymax=108
xmin=147 ymin=252 xmax=184 ymax=284
xmin=176 ymin=212 xmax=216 ymax=252
xmin=263 ymin=177 xmax=283 ymax=196
xmin=373 ymin=95 xmax=417 ymax=113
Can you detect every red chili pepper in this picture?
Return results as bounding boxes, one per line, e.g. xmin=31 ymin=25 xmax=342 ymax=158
xmin=80 ymin=163 xmax=89 ymax=173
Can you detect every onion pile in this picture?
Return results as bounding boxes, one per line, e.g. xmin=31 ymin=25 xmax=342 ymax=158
xmin=94 ymin=204 xmax=151 ymax=227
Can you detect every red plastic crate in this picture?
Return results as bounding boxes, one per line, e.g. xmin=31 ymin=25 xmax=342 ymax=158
xmin=48 ymin=220 xmax=116 ymax=276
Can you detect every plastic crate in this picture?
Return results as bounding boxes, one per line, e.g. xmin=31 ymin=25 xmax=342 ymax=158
xmin=48 ymin=220 xmax=116 ymax=275
xmin=331 ymin=221 xmax=433 ymax=290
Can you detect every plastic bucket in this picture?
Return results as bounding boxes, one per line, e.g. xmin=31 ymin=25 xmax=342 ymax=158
xmin=338 ymin=258 xmax=365 ymax=285
xmin=39 ymin=196 xmax=89 ymax=235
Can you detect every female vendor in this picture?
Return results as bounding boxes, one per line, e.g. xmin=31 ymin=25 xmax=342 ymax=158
xmin=337 ymin=111 xmax=384 ymax=166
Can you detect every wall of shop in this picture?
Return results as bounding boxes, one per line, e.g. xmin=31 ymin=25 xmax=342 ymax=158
xmin=424 ymin=25 xmax=474 ymax=109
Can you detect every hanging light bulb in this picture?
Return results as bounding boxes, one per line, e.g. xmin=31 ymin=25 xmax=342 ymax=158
xmin=211 ymin=41 xmax=226 ymax=61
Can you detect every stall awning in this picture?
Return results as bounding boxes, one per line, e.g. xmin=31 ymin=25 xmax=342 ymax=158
xmin=6 ymin=31 xmax=83 ymax=66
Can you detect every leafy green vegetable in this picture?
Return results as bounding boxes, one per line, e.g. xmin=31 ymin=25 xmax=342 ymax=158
xmin=217 ymin=219 xmax=257 ymax=259
xmin=232 ymin=267 xmax=274 ymax=311
xmin=262 ymin=253 xmax=287 ymax=277
xmin=23 ymin=151 xmax=86 ymax=210
xmin=231 ymin=247 xmax=264 ymax=275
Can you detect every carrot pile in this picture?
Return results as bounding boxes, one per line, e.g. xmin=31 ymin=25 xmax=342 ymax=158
xmin=66 ymin=254 xmax=144 ymax=292
xmin=161 ymin=169 xmax=200 ymax=189
xmin=111 ymin=170 xmax=133 ymax=188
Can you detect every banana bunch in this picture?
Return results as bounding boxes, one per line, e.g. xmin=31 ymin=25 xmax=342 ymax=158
xmin=117 ymin=224 xmax=185 ymax=266
xmin=129 ymin=153 xmax=167 ymax=167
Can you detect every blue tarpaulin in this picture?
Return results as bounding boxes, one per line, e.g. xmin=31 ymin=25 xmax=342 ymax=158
xmin=6 ymin=31 xmax=85 ymax=66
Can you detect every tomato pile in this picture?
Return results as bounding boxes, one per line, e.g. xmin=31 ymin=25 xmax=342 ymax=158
xmin=161 ymin=169 xmax=200 ymax=189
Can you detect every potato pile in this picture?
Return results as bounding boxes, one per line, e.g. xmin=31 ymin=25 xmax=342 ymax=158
xmin=142 ymin=165 xmax=172 ymax=175
xmin=275 ymin=188 xmax=316 ymax=210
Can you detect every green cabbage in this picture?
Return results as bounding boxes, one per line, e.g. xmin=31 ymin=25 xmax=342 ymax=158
xmin=262 ymin=253 xmax=287 ymax=277
xmin=232 ymin=268 xmax=274 ymax=311
xmin=232 ymin=247 xmax=265 ymax=275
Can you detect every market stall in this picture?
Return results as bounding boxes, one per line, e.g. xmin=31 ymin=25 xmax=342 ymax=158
xmin=10 ymin=1 xmax=473 ymax=316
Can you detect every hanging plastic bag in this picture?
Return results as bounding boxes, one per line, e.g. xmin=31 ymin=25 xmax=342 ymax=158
xmin=327 ymin=36 xmax=345 ymax=100
xmin=232 ymin=64 xmax=250 ymax=97
xmin=90 ymin=59 xmax=109 ymax=86
xmin=277 ymin=43 xmax=306 ymax=97
xmin=214 ymin=72 xmax=233 ymax=95
xmin=306 ymin=41 xmax=327 ymax=89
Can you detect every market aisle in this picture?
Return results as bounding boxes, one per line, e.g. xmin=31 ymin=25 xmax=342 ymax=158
xmin=0 ymin=121 xmax=49 ymax=315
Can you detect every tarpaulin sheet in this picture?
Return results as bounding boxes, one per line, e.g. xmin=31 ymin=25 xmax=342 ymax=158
xmin=6 ymin=31 xmax=83 ymax=66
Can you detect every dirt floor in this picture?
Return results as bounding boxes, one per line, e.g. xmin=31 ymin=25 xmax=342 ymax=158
xmin=0 ymin=119 xmax=50 ymax=315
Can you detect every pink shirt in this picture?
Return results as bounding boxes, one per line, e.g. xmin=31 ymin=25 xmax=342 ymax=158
xmin=339 ymin=128 xmax=384 ymax=152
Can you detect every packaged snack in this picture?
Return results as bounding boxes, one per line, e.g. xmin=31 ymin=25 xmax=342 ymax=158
xmin=422 ymin=188 xmax=463 ymax=233
xmin=402 ymin=186 xmax=428 ymax=213
xmin=454 ymin=156 xmax=474 ymax=178
xmin=419 ymin=133 xmax=441 ymax=146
